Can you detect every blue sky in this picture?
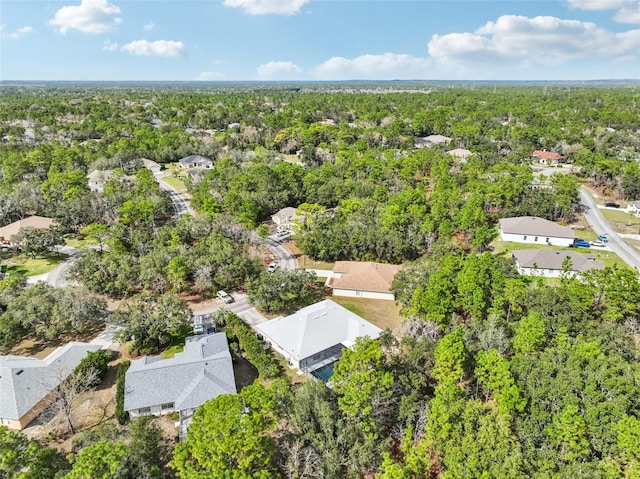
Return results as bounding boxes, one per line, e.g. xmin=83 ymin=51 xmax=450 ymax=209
xmin=1 ymin=0 xmax=639 ymax=81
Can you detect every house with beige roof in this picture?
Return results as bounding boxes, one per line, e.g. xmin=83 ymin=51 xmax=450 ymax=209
xmin=330 ymin=261 xmax=401 ymax=301
xmin=0 ymin=216 xmax=55 ymax=244
xmin=447 ymin=148 xmax=473 ymax=162
xmin=512 ymin=249 xmax=604 ymax=278
xmin=414 ymin=134 xmax=451 ymax=149
xmin=271 ymin=207 xmax=299 ymax=231
xmin=0 ymin=342 xmax=100 ymax=430
xmin=498 ymin=216 xmax=575 ymax=247
xmin=87 ymin=169 xmax=113 ymax=193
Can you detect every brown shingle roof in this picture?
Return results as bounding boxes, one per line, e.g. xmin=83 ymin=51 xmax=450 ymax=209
xmin=0 ymin=216 xmax=55 ymax=240
xmin=532 ymin=150 xmax=564 ymax=161
xmin=331 ymin=261 xmax=401 ymax=293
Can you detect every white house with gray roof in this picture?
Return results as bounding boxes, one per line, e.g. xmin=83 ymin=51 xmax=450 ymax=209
xmin=627 ymin=200 xmax=640 ymax=218
xmin=255 ymin=299 xmax=382 ymax=375
xmin=499 ymin=216 xmax=575 ymax=247
xmin=124 ymin=332 xmax=236 ymax=436
xmin=0 ymin=342 xmax=100 ymax=430
xmin=178 ymin=155 xmax=213 ymax=169
xmin=512 ymin=249 xmax=604 ymax=278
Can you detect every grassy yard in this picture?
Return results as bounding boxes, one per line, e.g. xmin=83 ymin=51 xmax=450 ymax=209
xmin=1 ymin=251 xmax=66 ymax=276
xmin=491 ymin=240 xmax=630 ymax=270
xmin=600 ymin=209 xmax=640 ymax=235
xmin=161 ymin=325 xmax=195 ymax=359
xmin=329 ymin=296 xmax=404 ymax=336
xmin=161 ymin=175 xmax=187 ymax=192
xmin=283 ymin=241 xmax=335 ymax=271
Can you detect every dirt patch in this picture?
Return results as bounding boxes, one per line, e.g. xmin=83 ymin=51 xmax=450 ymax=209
xmin=233 ymin=356 xmax=259 ymax=390
xmin=6 ymin=322 xmax=106 ymax=358
xmin=283 ymin=241 xmax=335 ymax=270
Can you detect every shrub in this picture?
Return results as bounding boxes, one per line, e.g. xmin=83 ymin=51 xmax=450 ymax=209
xmin=115 ymin=360 xmax=131 ymax=425
xmin=73 ymin=350 xmax=113 ymax=389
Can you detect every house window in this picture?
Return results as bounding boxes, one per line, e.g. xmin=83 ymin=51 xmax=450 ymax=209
xmin=523 ymin=236 xmax=527 ymax=240
xmin=534 ymin=236 xmax=538 ymax=242
xmin=1 ymin=418 xmax=11 ymax=426
xmin=546 ymin=238 xmax=549 ymax=243
xmin=139 ymin=407 xmax=151 ymax=414
xmin=356 ymin=290 xmax=362 ymax=297
xmin=161 ymin=403 xmax=174 ymax=410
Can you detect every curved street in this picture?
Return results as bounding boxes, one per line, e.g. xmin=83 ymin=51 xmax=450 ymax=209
xmin=263 ymin=237 xmax=298 ymax=270
xmin=157 ymin=178 xmax=194 ymax=217
xmin=579 ymin=188 xmax=640 ymax=272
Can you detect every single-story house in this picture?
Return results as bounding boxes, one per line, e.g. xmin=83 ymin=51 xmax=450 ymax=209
xmin=498 ymin=216 xmax=575 ymax=247
xmin=414 ymin=134 xmax=451 ymax=149
xmin=142 ymin=159 xmax=162 ymax=175
xmin=446 ymin=148 xmax=473 ymax=162
xmin=255 ymin=299 xmax=382 ymax=374
xmin=124 ymin=332 xmax=236 ymax=437
xmin=532 ymin=150 xmax=564 ymax=165
xmin=272 ymin=207 xmax=298 ymax=231
xmin=330 ymin=261 xmax=401 ymax=301
xmin=86 ymin=169 xmax=113 ymax=193
xmin=512 ymin=249 xmax=604 ymax=278
xmin=178 ymin=155 xmax=213 ymax=169
xmin=0 ymin=342 xmax=100 ymax=430
xmin=0 ymin=215 xmax=55 ymax=244
xmin=627 ymin=200 xmax=640 ymax=218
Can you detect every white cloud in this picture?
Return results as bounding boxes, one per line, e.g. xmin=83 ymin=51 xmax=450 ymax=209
xmin=567 ymin=0 xmax=640 ymax=24
xmin=194 ymin=71 xmax=225 ymax=81
xmin=102 ymin=39 xmax=118 ymax=51
xmin=223 ymin=0 xmax=308 ymax=15
xmin=143 ymin=21 xmax=154 ymax=31
xmin=48 ymin=0 xmax=122 ymax=34
xmin=121 ymin=39 xmax=186 ymax=57
xmin=428 ymin=15 xmax=640 ymax=69
xmin=313 ymin=53 xmax=431 ymax=80
xmin=1 ymin=25 xmax=35 ymax=40
xmin=257 ymin=61 xmax=303 ymax=79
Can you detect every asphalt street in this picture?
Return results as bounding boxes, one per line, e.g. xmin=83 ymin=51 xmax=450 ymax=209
xmin=579 ymin=188 xmax=640 ymax=272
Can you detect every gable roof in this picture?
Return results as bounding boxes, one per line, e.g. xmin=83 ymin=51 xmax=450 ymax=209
xmin=512 ymin=249 xmax=604 ymax=272
xmin=0 ymin=216 xmax=55 ymax=240
xmin=124 ymin=332 xmax=236 ymax=412
xmin=499 ymin=216 xmax=575 ymax=239
xmin=178 ymin=155 xmax=213 ymax=167
xmin=331 ymin=261 xmax=401 ymax=293
xmin=424 ymin=134 xmax=451 ymax=144
xmin=272 ymin=207 xmax=297 ymax=221
xmin=532 ymin=150 xmax=564 ymax=161
xmin=0 ymin=342 xmax=100 ymax=421
xmin=255 ymin=299 xmax=382 ymax=362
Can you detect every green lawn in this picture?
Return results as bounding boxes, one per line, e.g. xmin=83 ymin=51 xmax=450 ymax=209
xmin=162 ymin=175 xmax=187 ymax=192
xmin=161 ymin=325 xmax=195 ymax=359
xmin=1 ymin=252 xmax=66 ymax=276
xmin=600 ymin=209 xmax=640 ymax=227
xmin=329 ymin=296 xmax=404 ymax=336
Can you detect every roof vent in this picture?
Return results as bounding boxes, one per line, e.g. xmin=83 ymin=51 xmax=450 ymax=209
xmin=16 ymin=370 xmax=24 ymax=375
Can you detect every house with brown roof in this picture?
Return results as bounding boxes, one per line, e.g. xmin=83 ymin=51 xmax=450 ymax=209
xmin=512 ymin=249 xmax=604 ymax=278
xmin=498 ymin=216 xmax=575 ymax=247
xmin=0 ymin=216 xmax=55 ymax=244
xmin=532 ymin=150 xmax=564 ymax=165
xmin=329 ymin=261 xmax=401 ymax=301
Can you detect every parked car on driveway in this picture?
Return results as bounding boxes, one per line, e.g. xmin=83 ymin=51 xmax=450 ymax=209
xmin=193 ymin=323 xmax=204 ymax=335
xmin=573 ymin=238 xmax=590 ymax=248
xmin=216 ymin=290 xmax=234 ymax=303
xmin=590 ymin=240 xmax=605 ymax=247
xmin=604 ymin=202 xmax=620 ymax=208
xmin=267 ymin=262 xmax=278 ymax=273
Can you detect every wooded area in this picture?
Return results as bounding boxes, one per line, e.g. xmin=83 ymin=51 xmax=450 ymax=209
xmin=0 ymin=82 xmax=639 ymax=478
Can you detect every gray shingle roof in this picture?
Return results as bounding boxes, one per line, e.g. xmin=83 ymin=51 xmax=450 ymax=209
xmin=512 ymin=249 xmax=604 ymax=272
xmin=0 ymin=342 xmax=100 ymax=421
xmin=255 ymin=299 xmax=382 ymax=362
xmin=499 ymin=216 xmax=575 ymax=239
xmin=124 ymin=333 xmax=236 ymax=413
xmin=178 ymin=155 xmax=213 ymax=167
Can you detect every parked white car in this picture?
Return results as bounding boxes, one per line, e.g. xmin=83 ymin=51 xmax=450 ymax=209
xmin=589 ymin=240 xmax=606 ymax=247
xmin=217 ymin=290 xmax=234 ymax=303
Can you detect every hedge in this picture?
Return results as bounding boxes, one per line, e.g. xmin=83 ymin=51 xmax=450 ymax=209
xmin=115 ymin=360 xmax=130 ymax=425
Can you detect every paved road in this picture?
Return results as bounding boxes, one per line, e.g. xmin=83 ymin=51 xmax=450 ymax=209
xmin=579 ymin=188 xmax=640 ymax=272
xmin=191 ymin=293 xmax=267 ymax=326
xmin=157 ymin=178 xmax=194 ymax=217
xmin=263 ymin=238 xmax=298 ymax=270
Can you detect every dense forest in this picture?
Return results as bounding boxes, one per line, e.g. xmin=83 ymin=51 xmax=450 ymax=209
xmin=0 ymin=82 xmax=639 ymax=478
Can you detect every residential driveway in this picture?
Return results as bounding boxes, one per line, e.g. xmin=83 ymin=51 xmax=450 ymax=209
xmin=190 ymin=293 xmax=268 ymax=326
xmin=579 ymin=188 xmax=640 ymax=272
xmin=157 ymin=179 xmax=193 ymax=217
xmin=263 ymin=238 xmax=298 ymax=270
xmin=90 ymin=325 xmax=122 ymax=351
